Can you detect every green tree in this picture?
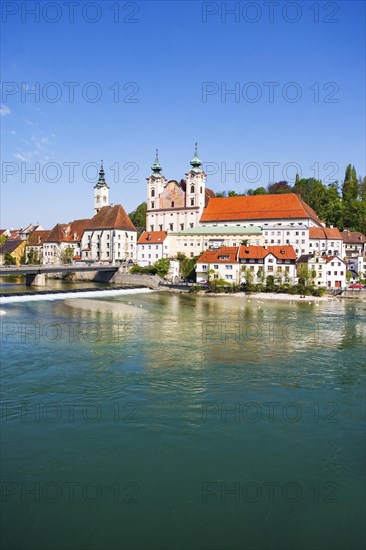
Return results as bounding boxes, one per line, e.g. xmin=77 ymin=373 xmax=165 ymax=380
xmin=247 ymin=187 xmax=267 ymax=195
xmin=0 ymin=233 xmax=8 ymax=245
xmin=129 ymin=202 xmax=147 ymax=230
xmin=267 ymin=181 xmax=293 ymax=194
xmin=60 ymin=246 xmax=74 ymax=264
xmin=27 ymin=248 xmax=42 ymax=264
xmin=3 ymin=252 xmax=16 ymax=265
xmin=342 ymin=164 xmax=358 ymax=202
xmin=152 ymin=258 xmax=170 ymax=278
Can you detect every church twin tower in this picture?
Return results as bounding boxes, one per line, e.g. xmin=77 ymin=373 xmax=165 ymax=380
xmin=146 ymin=144 xmax=207 ymax=233
xmin=94 ymin=146 xmax=208 ymax=232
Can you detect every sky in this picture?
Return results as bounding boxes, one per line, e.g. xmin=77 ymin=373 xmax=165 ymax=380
xmin=1 ymin=0 xmax=365 ymax=229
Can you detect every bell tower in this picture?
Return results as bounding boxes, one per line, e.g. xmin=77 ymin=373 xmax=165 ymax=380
xmin=146 ymin=149 xmax=167 ymax=231
xmin=94 ymin=160 xmax=110 ymax=215
xmin=185 ymin=143 xmax=206 ymax=211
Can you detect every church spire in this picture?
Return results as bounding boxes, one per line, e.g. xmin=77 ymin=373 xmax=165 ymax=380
xmin=190 ymin=142 xmax=202 ymax=173
xmin=151 ymin=148 xmax=163 ymax=177
xmin=94 ymin=160 xmax=109 ymax=189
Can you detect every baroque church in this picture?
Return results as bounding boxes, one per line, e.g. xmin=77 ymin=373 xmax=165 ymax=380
xmin=146 ymin=145 xmax=215 ymax=232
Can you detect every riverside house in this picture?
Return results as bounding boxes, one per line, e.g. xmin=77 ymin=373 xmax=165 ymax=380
xmin=195 ymin=244 xmax=297 ymax=284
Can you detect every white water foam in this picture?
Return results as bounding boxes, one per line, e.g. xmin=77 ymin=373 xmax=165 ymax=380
xmin=0 ymin=288 xmax=154 ymax=305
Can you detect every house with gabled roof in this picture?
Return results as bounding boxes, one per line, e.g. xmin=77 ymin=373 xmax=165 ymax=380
xmin=43 ymin=219 xmax=90 ymax=264
xmin=25 ymin=230 xmax=51 ymax=263
xmin=309 ymin=226 xmax=344 ymax=258
xmin=341 ymin=230 xmax=366 ymax=258
xmin=81 ymin=204 xmax=137 ymax=263
xmin=137 ymin=231 xmax=169 ymax=267
xmin=297 ymin=253 xmax=346 ymax=289
xmin=0 ymin=239 xmax=26 ymax=265
xmin=195 ymin=244 xmax=297 ymax=284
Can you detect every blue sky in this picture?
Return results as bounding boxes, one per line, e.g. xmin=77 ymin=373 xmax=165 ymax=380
xmin=1 ymin=0 xmax=365 ymax=228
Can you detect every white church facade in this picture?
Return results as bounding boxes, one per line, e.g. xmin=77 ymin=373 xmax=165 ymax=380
xmin=145 ymin=146 xmax=215 ymax=233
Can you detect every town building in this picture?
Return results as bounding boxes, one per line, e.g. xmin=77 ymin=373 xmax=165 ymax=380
xmin=81 ymin=205 xmax=137 ymax=263
xmin=18 ymin=224 xmax=44 ymax=240
xmin=199 ymin=193 xmax=324 ymax=257
xmin=347 ymin=256 xmax=366 ymax=279
xmin=146 ymin=146 xmax=215 ymax=233
xmin=297 ymin=254 xmax=347 ymax=289
xmin=25 ymin=230 xmax=51 ymax=263
xmin=43 ymin=219 xmax=90 ymax=264
xmin=341 ymin=230 xmax=366 ymax=258
xmin=195 ymin=244 xmax=297 ymax=284
xmin=0 ymin=239 xmax=26 ymax=265
xmin=137 ymin=231 xmax=169 ymax=267
xmin=167 ymin=226 xmax=263 ymax=259
xmin=309 ymin=226 xmax=344 ymax=257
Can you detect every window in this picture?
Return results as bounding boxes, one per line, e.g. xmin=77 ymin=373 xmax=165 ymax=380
xmin=151 ymin=201 xmax=155 ymax=209
xmin=225 ymin=274 xmax=233 ymax=280
xmin=150 ymin=225 xmax=154 ymax=232
xmin=190 ymin=223 xmax=194 ymax=228
xmin=277 ymin=231 xmax=280 ymax=235
xmin=214 ymin=264 xmax=218 ymax=269
xmin=286 ymin=231 xmax=290 ymax=236
xmin=340 ymin=271 xmax=344 ymax=275
xmin=151 ymin=189 xmax=155 ymax=197
xmin=268 ymin=266 xmax=273 ymax=272
xmin=200 ymin=187 xmax=202 ymax=193
xmin=155 ymin=245 xmax=158 ymax=249
xmin=334 ymin=271 xmax=337 ymax=275
xmin=171 ymin=201 xmax=174 ymax=208
xmin=190 ymin=198 xmax=194 ymax=206
xmin=96 ymin=195 xmax=100 ymax=203
xmin=190 ymin=185 xmax=195 ymax=193
xmin=295 ymin=231 xmax=299 ymax=236
xmin=159 ymin=225 xmax=163 ymax=231
xmin=180 ymin=224 xmax=184 ymax=230
xmin=225 ymin=265 xmax=233 ymax=270
xmin=169 ymin=224 xmax=173 ymax=231
xmin=155 ymin=254 xmax=158 ymax=258
xmin=141 ymin=254 xmax=144 ymax=258
xmin=202 ymin=265 xmax=207 ymax=270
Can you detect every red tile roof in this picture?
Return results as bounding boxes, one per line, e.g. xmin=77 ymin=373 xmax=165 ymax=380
xmin=341 ymin=230 xmax=366 ymax=244
xmin=197 ymin=246 xmax=239 ymax=264
xmin=309 ymin=227 xmax=343 ymax=240
xmin=239 ymin=245 xmax=297 ymax=261
xmin=200 ymin=193 xmax=322 ymax=224
xmin=45 ymin=219 xmax=90 ymax=243
xmin=138 ymin=231 xmax=168 ymax=244
xmin=324 ymin=256 xmax=346 ymax=264
xmin=85 ymin=205 xmax=136 ymax=232
xmin=27 ymin=230 xmax=51 ymax=246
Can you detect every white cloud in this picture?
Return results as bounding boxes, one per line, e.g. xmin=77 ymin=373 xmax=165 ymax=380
xmin=0 ymin=105 xmax=11 ymax=116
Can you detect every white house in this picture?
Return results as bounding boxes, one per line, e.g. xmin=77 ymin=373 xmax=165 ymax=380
xmin=238 ymin=245 xmax=297 ymax=283
xmin=81 ymin=205 xmax=137 ymax=263
xmin=309 ymin=226 xmax=344 ymax=258
xmin=195 ymin=245 xmax=297 ymax=284
xmin=196 ymin=247 xmax=239 ymax=283
xmin=297 ymin=254 xmax=347 ymax=289
xmin=137 ymin=231 xmax=169 ymax=267
xmin=341 ymin=230 xmax=366 ymax=258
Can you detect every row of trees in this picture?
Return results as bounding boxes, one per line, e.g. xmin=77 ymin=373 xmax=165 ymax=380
xmin=216 ymin=165 xmax=366 ymax=234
